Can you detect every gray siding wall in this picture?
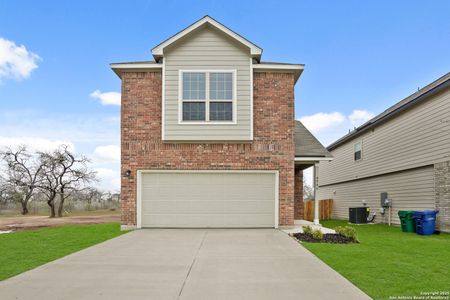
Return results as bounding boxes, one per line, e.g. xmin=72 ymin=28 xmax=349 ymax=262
xmin=319 ymin=87 xmax=450 ymax=186
xmin=163 ymin=26 xmax=252 ymax=141
xmin=317 ymin=166 xmax=435 ymax=225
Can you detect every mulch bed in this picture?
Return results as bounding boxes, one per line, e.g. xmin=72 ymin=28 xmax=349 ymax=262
xmin=292 ymin=232 xmax=359 ymax=244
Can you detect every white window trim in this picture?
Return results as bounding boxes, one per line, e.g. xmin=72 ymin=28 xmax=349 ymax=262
xmin=178 ymin=69 xmax=237 ymax=125
xmin=354 ymin=141 xmax=363 ymax=161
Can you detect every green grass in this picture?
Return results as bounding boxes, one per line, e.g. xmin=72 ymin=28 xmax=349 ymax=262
xmin=302 ymin=220 xmax=450 ymax=300
xmin=0 ymin=223 xmax=126 ymax=281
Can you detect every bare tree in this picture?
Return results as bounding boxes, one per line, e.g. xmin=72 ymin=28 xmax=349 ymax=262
xmin=56 ymin=146 xmax=96 ymax=217
xmin=83 ymin=187 xmax=102 ymax=210
xmin=1 ymin=146 xmax=45 ymax=215
xmin=303 ymin=181 xmax=314 ymax=200
xmin=37 ymin=151 xmax=60 ymax=217
xmin=38 ymin=145 xmax=96 ymax=217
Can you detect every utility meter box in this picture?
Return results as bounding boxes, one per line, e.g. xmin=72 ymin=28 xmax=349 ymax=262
xmin=381 ymin=192 xmax=392 ymax=207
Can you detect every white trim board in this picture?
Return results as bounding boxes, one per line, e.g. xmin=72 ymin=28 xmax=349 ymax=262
xmin=295 ymin=157 xmax=333 ymax=162
xmin=253 ymin=63 xmax=304 ymax=83
xmin=136 ymin=169 xmax=279 ymax=229
xmin=110 ymin=63 xmax=162 ymax=78
xmin=249 ymin=57 xmax=254 ymax=140
xmin=151 ymin=16 xmax=262 ymax=60
xmin=161 ymin=58 xmax=166 ymax=140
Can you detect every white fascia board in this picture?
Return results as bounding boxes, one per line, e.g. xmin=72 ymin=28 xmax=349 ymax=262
xmin=294 ymin=157 xmax=333 ymax=162
xmin=110 ymin=63 xmax=162 ymax=77
xmin=110 ymin=63 xmax=163 ymax=69
xmin=151 ymin=16 xmax=263 ymax=57
xmin=253 ymin=64 xmax=304 ymax=83
xmin=253 ymin=64 xmax=304 ymax=71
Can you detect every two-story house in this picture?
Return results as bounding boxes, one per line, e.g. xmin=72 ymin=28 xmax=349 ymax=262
xmin=318 ymin=72 xmax=450 ymax=232
xmin=111 ymin=16 xmax=331 ymax=230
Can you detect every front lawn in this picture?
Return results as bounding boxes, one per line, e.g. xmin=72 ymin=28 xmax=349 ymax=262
xmin=302 ymin=220 xmax=450 ymax=300
xmin=0 ymin=223 xmax=125 ymax=281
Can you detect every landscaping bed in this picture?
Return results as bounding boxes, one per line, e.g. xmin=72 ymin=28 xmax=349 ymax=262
xmin=293 ymin=232 xmax=358 ymax=244
xmin=292 ymin=225 xmax=359 ymax=244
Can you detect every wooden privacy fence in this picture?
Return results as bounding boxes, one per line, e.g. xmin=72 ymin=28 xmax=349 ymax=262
xmin=303 ymin=199 xmax=333 ymax=221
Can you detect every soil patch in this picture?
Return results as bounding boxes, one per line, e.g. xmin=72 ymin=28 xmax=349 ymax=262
xmin=292 ymin=232 xmax=358 ymax=244
xmin=0 ymin=212 xmax=120 ymax=231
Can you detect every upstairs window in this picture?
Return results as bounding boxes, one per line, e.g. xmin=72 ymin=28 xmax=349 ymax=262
xmin=354 ymin=142 xmax=362 ymax=161
xmin=182 ymin=72 xmax=206 ymax=121
xmin=180 ymin=70 xmax=235 ymax=122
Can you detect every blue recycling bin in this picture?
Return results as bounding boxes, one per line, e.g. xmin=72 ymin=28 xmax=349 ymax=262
xmin=413 ymin=210 xmax=438 ymax=235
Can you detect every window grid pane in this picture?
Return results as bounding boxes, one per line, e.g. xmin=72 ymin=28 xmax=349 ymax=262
xmin=183 ymin=102 xmax=205 ymax=121
xmin=210 ymin=72 xmax=232 ymax=100
xmin=210 ymin=102 xmax=232 ymax=121
xmin=183 ymin=72 xmax=205 ymax=100
xmin=354 ymin=143 xmax=362 ymax=161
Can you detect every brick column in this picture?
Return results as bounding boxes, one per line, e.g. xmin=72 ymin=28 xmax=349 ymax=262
xmin=435 ymin=161 xmax=450 ymax=232
xmin=294 ymin=166 xmax=304 ymax=220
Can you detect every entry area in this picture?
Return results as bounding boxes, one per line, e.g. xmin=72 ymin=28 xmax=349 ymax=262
xmin=138 ymin=171 xmax=278 ymax=228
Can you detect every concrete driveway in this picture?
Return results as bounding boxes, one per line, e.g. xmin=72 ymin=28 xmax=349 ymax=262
xmin=0 ymin=229 xmax=370 ymax=300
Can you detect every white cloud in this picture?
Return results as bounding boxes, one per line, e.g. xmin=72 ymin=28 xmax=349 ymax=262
xmin=299 ymin=109 xmax=374 ymax=189
xmin=299 ymin=112 xmax=346 ymax=134
xmin=94 ymin=145 xmax=120 ymax=162
xmin=90 ymin=90 xmax=121 ymax=106
xmin=0 ymin=37 xmax=41 ymax=80
xmin=0 ymin=136 xmax=74 ymax=152
xmin=349 ymin=109 xmax=374 ymax=128
xmin=298 ymin=109 xmax=376 ymax=147
xmin=94 ymin=167 xmax=120 ymax=191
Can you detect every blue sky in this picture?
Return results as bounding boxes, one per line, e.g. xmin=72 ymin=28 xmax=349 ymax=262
xmin=1 ymin=0 xmax=449 ymax=190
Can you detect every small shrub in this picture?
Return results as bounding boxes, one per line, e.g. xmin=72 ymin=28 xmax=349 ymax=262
xmin=335 ymin=226 xmax=358 ymax=241
xmin=303 ymin=225 xmax=313 ymax=235
xmin=312 ymin=229 xmax=323 ymax=240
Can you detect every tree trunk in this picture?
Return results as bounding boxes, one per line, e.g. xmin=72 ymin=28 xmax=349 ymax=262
xmin=21 ymin=193 xmax=33 ymax=215
xmin=47 ymin=193 xmax=56 ymax=218
xmin=57 ymin=191 xmax=65 ymax=218
xmin=21 ymin=201 xmax=29 ymax=215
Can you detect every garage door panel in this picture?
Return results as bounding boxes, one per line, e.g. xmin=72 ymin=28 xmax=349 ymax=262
xmin=140 ymin=172 xmax=276 ymax=228
xmin=142 ymin=213 xmax=275 ymax=228
xmin=142 ymin=186 xmax=275 ymax=201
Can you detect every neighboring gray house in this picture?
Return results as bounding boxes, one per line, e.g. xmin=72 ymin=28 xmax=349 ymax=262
xmin=318 ymin=72 xmax=450 ymax=232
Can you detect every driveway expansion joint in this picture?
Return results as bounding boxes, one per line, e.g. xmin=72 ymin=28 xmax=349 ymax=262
xmin=177 ymin=229 xmax=208 ymax=299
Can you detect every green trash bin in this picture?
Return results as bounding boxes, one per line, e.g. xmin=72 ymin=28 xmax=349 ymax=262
xmin=398 ymin=211 xmax=415 ymax=232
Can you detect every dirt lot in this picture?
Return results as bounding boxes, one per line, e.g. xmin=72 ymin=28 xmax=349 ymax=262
xmin=0 ymin=210 xmax=120 ymax=231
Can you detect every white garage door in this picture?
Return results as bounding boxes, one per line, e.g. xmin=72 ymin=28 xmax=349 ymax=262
xmin=139 ymin=171 xmax=277 ymax=228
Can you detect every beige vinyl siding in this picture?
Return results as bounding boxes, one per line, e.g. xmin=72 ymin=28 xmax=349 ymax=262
xmin=140 ymin=172 xmax=276 ymax=228
xmin=319 ymin=88 xmax=450 ymax=186
xmin=163 ymin=26 xmax=252 ymax=141
xmin=317 ymin=166 xmax=435 ymax=224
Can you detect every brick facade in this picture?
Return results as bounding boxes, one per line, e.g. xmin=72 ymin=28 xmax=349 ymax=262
xmin=121 ymin=71 xmax=295 ymax=227
xmin=435 ymin=161 xmax=450 ymax=232
xmin=294 ymin=166 xmax=304 ymax=220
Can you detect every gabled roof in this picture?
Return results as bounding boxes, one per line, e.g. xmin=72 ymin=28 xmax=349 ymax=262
xmin=327 ymin=72 xmax=450 ymax=151
xmin=151 ymin=15 xmax=263 ymax=61
xmin=295 ymin=120 xmax=332 ymax=158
